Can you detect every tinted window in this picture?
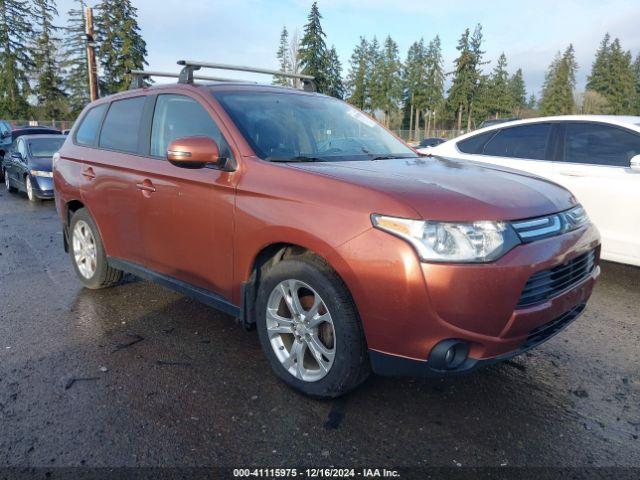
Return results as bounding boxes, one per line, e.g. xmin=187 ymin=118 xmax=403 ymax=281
xmin=150 ymin=94 xmax=230 ymax=158
xmin=458 ymin=131 xmax=496 ymax=154
xmin=563 ymin=122 xmax=640 ymax=167
xmin=482 ymin=123 xmax=551 ymax=160
xmin=76 ymin=104 xmax=107 ymax=146
xmin=17 ymin=139 xmax=28 ymax=158
xmin=99 ymin=97 xmax=146 ymax=153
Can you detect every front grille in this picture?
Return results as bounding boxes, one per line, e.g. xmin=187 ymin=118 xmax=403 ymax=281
xmin=523 ymin=304 xmax=585 ymax=348
xmin=511 ymin=214 xmax=562 ymax=242
xmin=517 ymin=250 xmax=596 ymax=308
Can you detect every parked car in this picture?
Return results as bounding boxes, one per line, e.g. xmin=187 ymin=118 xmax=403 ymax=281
xmin=4 ymin=134 xmax=66 ymax=201
xmin=428 ymin=115 xmax=640 ymax=267
xmin=478 ymin=117 xmax=521 ymax=129
xmin=418 ymin=137 xmax=446 ymax=149
xmin=0 ymin=126 xmax=61 ymax=181
xmin=54 ymin=64 xmax=600 ymax=398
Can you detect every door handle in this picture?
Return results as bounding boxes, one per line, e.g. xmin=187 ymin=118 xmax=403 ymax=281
xmin=81 ymin=167 xmax=96 ymax=180
xmin=136 ymin=180 xmax=156 ymax=194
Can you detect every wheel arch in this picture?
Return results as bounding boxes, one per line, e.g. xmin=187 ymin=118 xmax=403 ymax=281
xmin=62 ymin=199 xmax=86 ymax=252
xmin=240 ymin=241 xmax=357 ymax=331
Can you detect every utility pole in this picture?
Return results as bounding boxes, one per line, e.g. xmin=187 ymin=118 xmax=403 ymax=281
xmin=85 ymin=7 xmax=99 ymax=101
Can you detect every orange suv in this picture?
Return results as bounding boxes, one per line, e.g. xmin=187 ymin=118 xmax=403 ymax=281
xmin=54 ymin=62 xmax=600 ymax=398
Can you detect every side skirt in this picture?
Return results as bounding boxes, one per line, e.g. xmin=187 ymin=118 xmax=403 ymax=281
xmin=107 ymin=257 xmax=241 ymax=318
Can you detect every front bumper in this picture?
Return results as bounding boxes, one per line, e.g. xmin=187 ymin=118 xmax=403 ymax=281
xmin=32 ymin=175 xmax=54 ymax=199
xmin=330 ymin=222 xmax=600 ymax=377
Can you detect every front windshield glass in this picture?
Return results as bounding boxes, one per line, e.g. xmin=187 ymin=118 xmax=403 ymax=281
xmin=213 ymin=91 xmax=417 ymax=161
xmin=28 ymin=137 xmax=65 ymax=158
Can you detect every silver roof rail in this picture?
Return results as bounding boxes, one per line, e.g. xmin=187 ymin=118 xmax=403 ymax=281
xmin=176 ymin=60 xmax=316 ymax=92
xmin=129 ymin=70 xmax=258 ymax=89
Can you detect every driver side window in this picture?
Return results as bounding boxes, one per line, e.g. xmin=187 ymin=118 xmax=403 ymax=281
xmin=150 ymin=94 xmax=232 ymax=160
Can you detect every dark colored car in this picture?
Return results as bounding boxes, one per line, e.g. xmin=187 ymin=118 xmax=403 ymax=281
xmin=0 ymin=126 xmax=61 ymax=181
xmin=4 ymin=134 xmax=66 ymax=201
xmin=418 ymin=137 xmax=446 ymax=148
xmin=53 ymin=66 xmax=600 ymax=398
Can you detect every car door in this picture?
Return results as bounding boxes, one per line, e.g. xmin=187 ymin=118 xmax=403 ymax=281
xmin=461 ymin=123 xmax=556 ymax=178
xmin=77 ymin=97 xmax=150 ymax=265
xmin=7 ymin=138 xmax=28 ymax=188
xmin=551 ymin=121 xmax=640 ymax=266
xmin=138 ymin=92 xmax=238 ymax=299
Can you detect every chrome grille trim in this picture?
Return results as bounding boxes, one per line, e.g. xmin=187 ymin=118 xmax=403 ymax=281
xmin=512 ymin=214 xmax=562 ymax=240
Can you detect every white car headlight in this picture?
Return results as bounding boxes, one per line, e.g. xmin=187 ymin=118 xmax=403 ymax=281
xmin=561 ymin=205 xmax=589 ymax=232
xmin=30 ymin=169 xmax=53 ymax=178
xmin=371 ymin=214 xmax=519 ymax=263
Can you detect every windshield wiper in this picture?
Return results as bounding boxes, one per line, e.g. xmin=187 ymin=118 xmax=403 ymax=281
xmin=266 ymin=156 xmax=325 ymax=163
xmin=369 ymin=154 xmax=412 ymax=160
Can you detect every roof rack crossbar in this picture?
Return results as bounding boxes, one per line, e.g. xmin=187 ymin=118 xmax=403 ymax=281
xmin=129 ymin=70 xmax=257 ymax=89
xmin=177 ymin=60 xmax=316 ymax=92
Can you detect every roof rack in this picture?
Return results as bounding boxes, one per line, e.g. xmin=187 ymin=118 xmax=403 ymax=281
xmin=176 ymin=60 xmax=316 ymax=92
xmin=129 ymin=70 xmax=258 ymax=89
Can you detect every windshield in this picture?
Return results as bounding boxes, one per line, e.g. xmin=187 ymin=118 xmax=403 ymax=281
xmin=213 ymin=91 xmax=417 ymax=161
xmin=27 ymin=137 xmax=65 ymax=158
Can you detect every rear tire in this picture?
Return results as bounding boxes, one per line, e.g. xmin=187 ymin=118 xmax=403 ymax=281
xmin=4 ymin=170 xmax=17 ymax=193
xmin=256 ymin=254 xmax=370 ymax=398
xmin=69 ymin=208 xmax=123 ymax=289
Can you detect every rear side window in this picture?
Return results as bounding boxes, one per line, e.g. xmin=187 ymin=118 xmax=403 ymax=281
xmin=76 ymin=104 xmax=108 ymax=146
xmin=457 ymin=131 xmax=496 ymax=154
xmin=99 ymin=97 xmax=146 ymax=153
xmin=482 ymin=123 xmax=551 ymax=160
xmin=563 ymin=122 xmax=640 ymax=167
xmin=150 ymin=94 xmax=230 ymax=158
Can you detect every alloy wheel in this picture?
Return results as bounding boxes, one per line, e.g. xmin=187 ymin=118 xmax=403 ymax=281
xmin=4 ymin=171 xmax=9 ymax=190
xmin=26 ymin=177 xmax=34 ymax=201
xmin=266 ymin=279 xmax=336 ymax=382
xmin=72 ymin=220 xmax=98 ymax=279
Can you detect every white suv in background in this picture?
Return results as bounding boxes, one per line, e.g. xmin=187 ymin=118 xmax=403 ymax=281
xmin=426 ymin=116 xmax=640 ymax=267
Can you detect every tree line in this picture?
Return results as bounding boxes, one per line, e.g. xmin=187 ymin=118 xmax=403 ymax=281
xmin=0 ymin=0 xmax=147 ymax=121
xmin=279 ymin=2 xmax=640 ymax=132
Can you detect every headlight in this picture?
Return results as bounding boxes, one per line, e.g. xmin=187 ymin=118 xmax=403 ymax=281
xmin=30 ymin=170 xmax=53 ymax=178
xmin=371 ymin=214 xmax=519 ymax=263
xmin=561 ymin=205 xmax=589 ymax=232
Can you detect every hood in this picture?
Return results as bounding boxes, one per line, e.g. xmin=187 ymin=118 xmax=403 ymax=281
xmin=28 ymin=157 xmax=53 ymax=171
xmin=289 ymin=156 xmax=577 ymax=221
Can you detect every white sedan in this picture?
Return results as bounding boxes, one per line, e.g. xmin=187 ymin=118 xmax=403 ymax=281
xmin=425 ymin=115 xmax=640 ymax=267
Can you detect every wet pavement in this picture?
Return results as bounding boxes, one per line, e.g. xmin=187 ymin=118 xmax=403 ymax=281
xmin=0 ymin=188 xmax=639 ymax=470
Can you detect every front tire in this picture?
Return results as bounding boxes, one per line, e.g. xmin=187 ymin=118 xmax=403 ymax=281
xmin=256 ymin=254 xmax=370 ymax=398
xmin=25 ymin=176 xmax=38 ymax=202
xmin=69 ymin=208 xmax=123 ymax=289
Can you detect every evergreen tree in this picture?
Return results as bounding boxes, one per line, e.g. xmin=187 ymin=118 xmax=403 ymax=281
xmin=539 ymin=45 xmax=578 ymax=115
xmin=466 ymin=24 xmax=487 ymax=128
xmin=586 ymin=33 xmax=611 ymax=94
xmin=273 ymin=26 xmax=292 ymax=87
xmin=32 ymin=0 xmax=67 ymax=119
xmin=633 ymin=54 xmax=640 ymax=115
xmin=527 ymin=93 xmax=537 ymax=110
xmin=346 ymin=37 xmax=369 ymax=110
xmin=367 ymin=36 xmax=383 ymax=113
xmin=446 ymin=28 xmax=474 ymax=130
xmin=95 ymin=0 xmax=148 ymax=94
xmin=325 ymin=46 xmax=345 ymax=99
xmin=508 ymin=68 xmax=527 ymax=115
xmin=0 ymin=0 xmax=34 ymax=118
xmin=375 ymin=36 xmax=403 ymax=126
xmin=605 ymin=39 xmax=635 ymax=114
xmin=422 ymin=35 xmax=444 ymax=127
xmin=486 ymin=52 xmax=511 ymax=118
xmin=62 ymin=0 xmax=89 ymax=116
xmin=403 ymin=38 xmax=427 ymax=134
xmin=299 ymin=1 xmax=328 ymax=93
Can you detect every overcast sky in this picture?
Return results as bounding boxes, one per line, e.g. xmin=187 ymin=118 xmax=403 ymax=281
xmin=58 ymin=0 xmax=640 ymax=97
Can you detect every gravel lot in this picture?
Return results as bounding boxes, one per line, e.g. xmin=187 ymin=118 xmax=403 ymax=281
xmin=0 ymin=188 xmax=638 ymax=472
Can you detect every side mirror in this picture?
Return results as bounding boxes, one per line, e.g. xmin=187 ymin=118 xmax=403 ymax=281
xmin=10 ymin=151 xmax=22 ymax=161
xmin=630 ymin=155 xmax=640 ymax=172
xmin=1 ymin=131 xmax=10 ymax=139
xmin=167 ymin=136 xmax=219 ymax=169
